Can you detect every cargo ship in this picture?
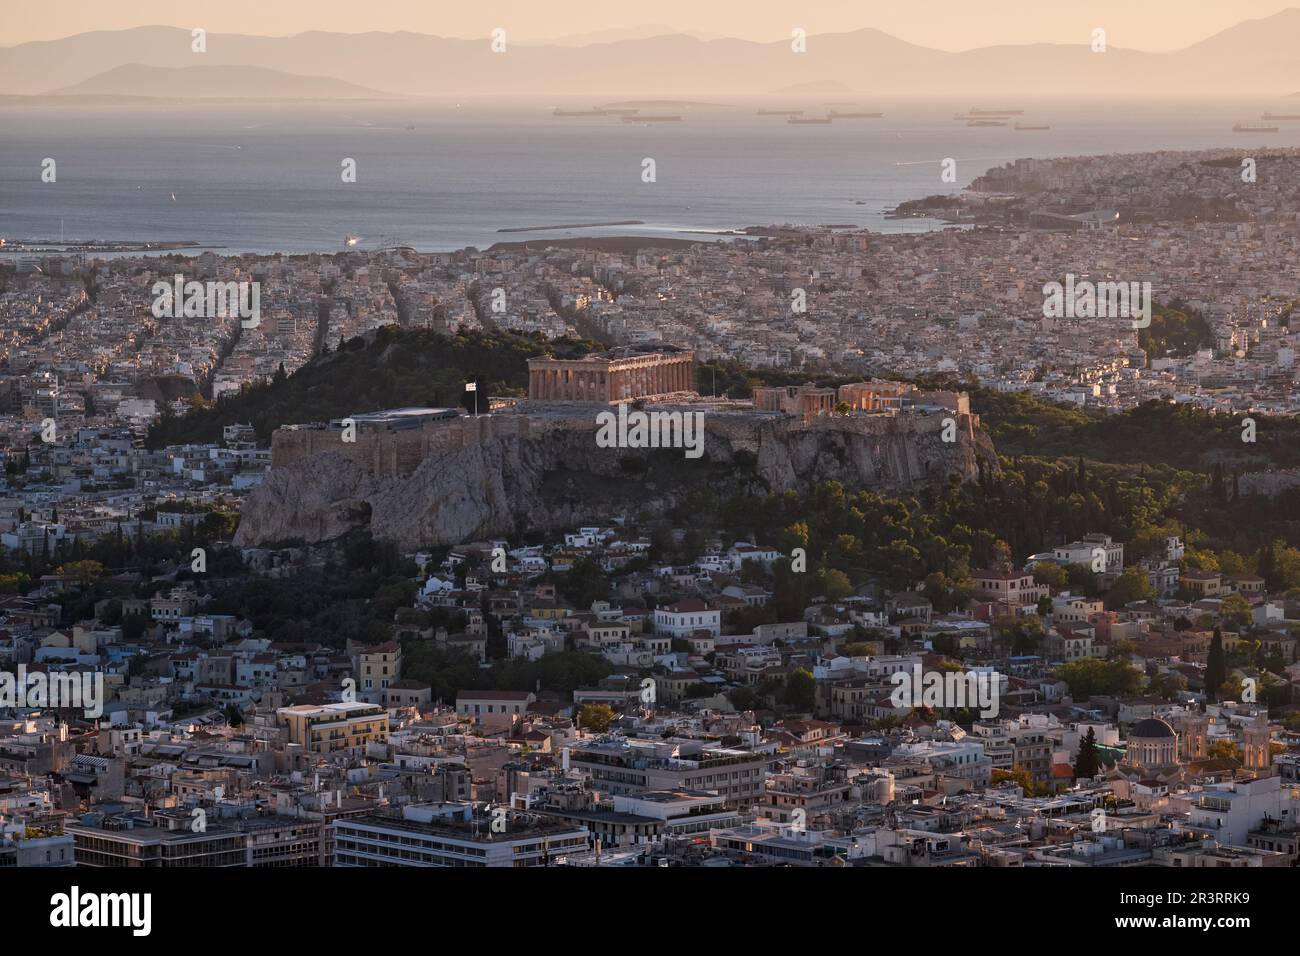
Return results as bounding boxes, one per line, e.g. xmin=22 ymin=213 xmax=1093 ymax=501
xmin=1014 ymin=122 xmax=1051 ymax=130
xmin=1234 ymin=122 xmax=1278 ymax=133
xmin=1262 ymin=112 xmax=1300 ymax=120
xmin=622 ymin=114 xmax=682 ymax=123
xmin=967 ymin=119 xmax=1007 ymax=127
xmin=553 ymin=108 xmax=608 ymax=117
xmin=758 ymin=109 xmax=804 ymax=116
xmin=970 ymin=107 xmax=1023 ymax=117
xmin=788 ymin=116 xmax=833 ymax=124
xmin=828 ymin=110 xmax=883 ymax=118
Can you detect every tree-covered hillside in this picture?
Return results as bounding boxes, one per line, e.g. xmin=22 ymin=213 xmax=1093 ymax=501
xmin=145 ymin=326 xmax=598 ymax=448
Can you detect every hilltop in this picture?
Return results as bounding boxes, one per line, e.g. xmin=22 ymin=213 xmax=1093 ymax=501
xmin=144 ymin=327 xmax=598 ymax=448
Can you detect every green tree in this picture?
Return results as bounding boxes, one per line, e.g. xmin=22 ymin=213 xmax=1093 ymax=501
xmin=1105 ymin=566 xmax=1154 ymax=610
xmin=813 ymin=567 xmax=852 ymax=602
xmin=1031 ymin=561 xmax=1068 ymax=589
xmin=578 ymin=703 xmax=615 ymax=732
xmin=1208 ymin=739 xmax=1241 ymax=761
xmin=1206 ymin=629 xmax=1225 ymax=702
xmin=1056 ymin=658 xmax=1143 ymax=699
xmin=1073 ymin=726 xmax=1100 ymax=779
xmin=784 ymin=668 xmax=816 ymax=713
xmin=1219 ymin=593 xmax=1251 ymax=629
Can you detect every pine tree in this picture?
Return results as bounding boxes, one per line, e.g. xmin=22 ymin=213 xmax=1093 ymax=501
xmin=1258 ymin=540 xmax=1278 ymax=591
xmin=1206 ymin=628 xmax=1226 ymax=702
xmin=1073 ymin=726 xmax=1100 ymax=779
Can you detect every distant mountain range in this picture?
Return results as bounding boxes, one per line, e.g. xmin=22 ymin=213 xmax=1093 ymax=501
xmin=4 ymin=12 xmax=1300 ymax=99
xmin=525 ymin=23 xmax=724 ymax=46
xmin=50 ymin=63 xmax=392 ymax=99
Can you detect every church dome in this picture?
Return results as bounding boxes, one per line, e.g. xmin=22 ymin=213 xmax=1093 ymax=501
xmin=1129 ymin=717 xmax=1175 ymax=739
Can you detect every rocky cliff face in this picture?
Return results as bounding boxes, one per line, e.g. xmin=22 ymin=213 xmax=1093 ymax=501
xmin=234 ymin=408 xmax=998 ymax=551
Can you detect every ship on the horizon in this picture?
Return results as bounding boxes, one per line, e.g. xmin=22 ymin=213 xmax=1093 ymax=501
xmin=1262 ymin=112 xmax=1300 ymax=120
xmin=970 ymin=108 xmax=1023 ymax=117
xmin=828 ymin=110 xmax=883 ymax=118
xmin=1234 ymin=122 xmax=1279 ymax=133
xmin=967 ymin=119 xmax=1007 ymax=127
xmin=758 ymin=109 xmax=804 ymax=116
xmin=622 ymin=114 xmax=682 ymax=123
xmin=1014 ymin=122 xmax=1051 ymax=130
xmin=788 ymin=116 xmax=833 ymax=125
xmin=553 ymin=108 xmax=609 ymax=117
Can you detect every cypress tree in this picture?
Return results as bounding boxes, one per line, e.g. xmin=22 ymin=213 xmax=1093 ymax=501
xmin=1206 ymin=628 xmax=1225 ymax=702
xmin=1074 ymin=726 xmax=1100 ymax=779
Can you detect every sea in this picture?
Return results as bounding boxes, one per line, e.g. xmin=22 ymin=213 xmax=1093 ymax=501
xmin=3 ymin=96 xmax=1300 ymax=256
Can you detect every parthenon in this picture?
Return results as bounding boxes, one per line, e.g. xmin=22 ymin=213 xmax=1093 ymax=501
xmin=527 ymin=346 xmax=696 ymax=402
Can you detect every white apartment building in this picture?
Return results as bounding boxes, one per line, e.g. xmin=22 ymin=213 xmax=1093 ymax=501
xmin=1187 ymin=776 xmax=1300 ymax=846
xmin=1052 ymin=533 xmax=1124 ymax=573
xmin=654 ymin=598 xmax=721 ymax=638
xmin=333 ymin=804 xmax=588 ymax=867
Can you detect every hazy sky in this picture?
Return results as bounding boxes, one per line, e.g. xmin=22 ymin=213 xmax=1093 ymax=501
xmin=3 ymin=0 xmax=1296 ymax=51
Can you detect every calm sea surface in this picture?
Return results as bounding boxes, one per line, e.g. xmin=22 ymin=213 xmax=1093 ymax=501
xmin=3 ymin=97 xmax=1300 ymax=254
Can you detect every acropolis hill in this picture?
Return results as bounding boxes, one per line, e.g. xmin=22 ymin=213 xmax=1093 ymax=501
xmin=235 ymin=349 xmax=998 ymax=550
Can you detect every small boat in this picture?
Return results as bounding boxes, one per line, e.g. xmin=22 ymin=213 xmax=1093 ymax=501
xmin=1234 ymin=123 xmax=1278 ymax=133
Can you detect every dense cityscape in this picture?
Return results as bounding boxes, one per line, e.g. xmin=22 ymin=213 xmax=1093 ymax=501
xmin=3 ymin=141 xmax=1300 ymax=881
xmin=6 ymin=6 xmax=1300 ymax=941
